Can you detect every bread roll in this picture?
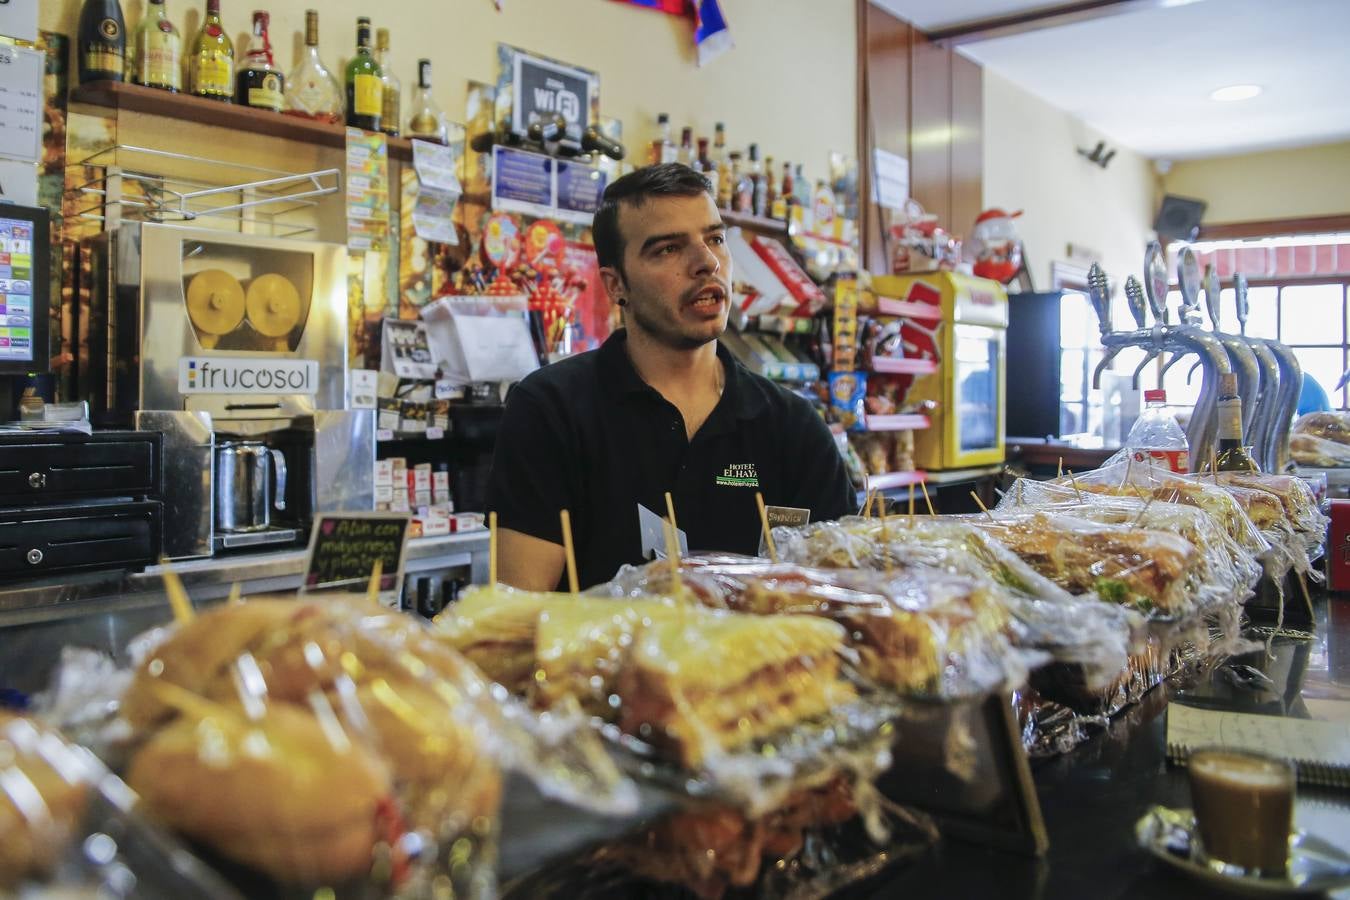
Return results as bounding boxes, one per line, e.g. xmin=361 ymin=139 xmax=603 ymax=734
xmin=0 ymin=712 xmax=94 ymax=888
xmin=127 ymin=701 xmax=391 ymax=884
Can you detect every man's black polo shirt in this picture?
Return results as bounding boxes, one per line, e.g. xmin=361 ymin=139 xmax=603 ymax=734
xmin=486 ymin=329 xmax=854 ymax=589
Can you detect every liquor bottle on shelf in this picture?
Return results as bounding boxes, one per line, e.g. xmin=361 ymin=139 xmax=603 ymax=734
xmin=649 ymin=113 xmax=676 ymax=166
xmin=747 ymin=143 xmax=766 ymax=217
xmin=132 ymin=0 xmax=179 ymax=92
xmin=677 ymin=127 xmax=694 ymax=166
xmin=717 ymin=148 xmax=736 ymax=210
xmin=188 ymin=0 xmax=233 ymax=102
xmin=78 ymin=0 xmax=127 ymax=84
xmin=730 ymin=151 xmax=754 ymax=214
xmin=375 ymin=28 xmax=400 ymax=137
xmin=779 ymin=161 xmax=795 ymax=219
xmin=695 ymin=137 xmax=718 ymax=197
xmin=235 ymin=11 xmax=283 ymax=111
xmin=711 ymin=121 xmax=727 ymax=171
xmin=406 ymin=59 xmax=448 ymax=143
xmin=793 ymin=163 xmax=811 ymax=209
xmin=1214 ymin=372 xmax=1260 ymax=472
xmin=764 ymin=154 xmax=778 ymax=214
xmin=345 ymin=17 xmax=382 ymax=131
xmin=581 ymin=125 xmax=625 ymax=160
xmin=286 ymin=9 xmax=342 ymax=122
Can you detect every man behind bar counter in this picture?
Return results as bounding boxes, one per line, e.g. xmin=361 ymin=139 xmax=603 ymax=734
xmin=486 ymin=163 xmax=853 ymax=591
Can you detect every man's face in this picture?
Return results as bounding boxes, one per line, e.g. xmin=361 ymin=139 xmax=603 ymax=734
xmin=601 ymin=192 xmax=732 ymax=350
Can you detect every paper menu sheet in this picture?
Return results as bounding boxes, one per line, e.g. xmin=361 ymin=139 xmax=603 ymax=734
xmin=1167 ymin=703 xmax=1350 ymax=770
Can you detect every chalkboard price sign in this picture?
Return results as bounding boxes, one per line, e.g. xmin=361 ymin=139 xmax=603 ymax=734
xmin=304 ymin=513 xmax=411 ymax=592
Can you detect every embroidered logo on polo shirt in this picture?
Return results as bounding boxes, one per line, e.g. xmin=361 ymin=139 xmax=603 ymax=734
xmin=715 ymin=463 xmax=760 ymax=488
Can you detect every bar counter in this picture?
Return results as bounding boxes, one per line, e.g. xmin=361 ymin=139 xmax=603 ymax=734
xmin=848 ymin=596 xmax=1350 ymax=899
xmin=0 ymin=531 xmax=489 ymax=695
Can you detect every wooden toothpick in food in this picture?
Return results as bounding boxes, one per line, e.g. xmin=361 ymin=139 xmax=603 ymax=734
xmin=1067 ymin=469 xmax=1084 ymax=503
xmin=970 ymin=491 xmax=995 ymax=521
xmin=159 ymin=558 xmax=195 ymax=624
xmin=560 ymin=509 xmax=580 ymax=595
xmin=755 ymin=492 xmax=779 ymax=562
xmin=662 ymin=518 xmax=684 ymax=598
xmin=664 ymin=491 xmax=679 ymax=533
xmin=919 ymin=480 xmax=935 ymax=516
xmin=366 ymin=558 xmax=384 ymax=606
xmin=489 ymin=510 xmax=499 ymax=586
xmin=1132 ymin=495 xmax=1156 ymax=527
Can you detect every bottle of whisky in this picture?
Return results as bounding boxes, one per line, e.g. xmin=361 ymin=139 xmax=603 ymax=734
xmin=1214 ymin=372 xmax=1260 ymax=472
xmin=344 ymin=17 xmax=382 ymax=131
xmin=132 ymin=0 xmax=179 ymax=91
xmin=778 ymin=161 xmax=794 ymax=219
xmin=649 ymin=113 xmax=675 ymax=166
xmin=730 ymin=151 xmax=754 ymax=214
xmin=711 ymin=122 xmax=727 ymax=171
xmin=78 ymin=0 xmax=127 ymax=84
xmin=695 ymin=137 xmax=719 ymax=198
xmin=717 ymin=148 xmax=736 ymax=210
xmin=764 ymin=154 xmax=778 ymax=214
xmin=375 ymin=28 xmax=400 ymax=137
xmin=188 ymin=0 xmax=233 ymax=101
xmin=285 ymin=9 xmax=342 ymax=123
xmin=677 ymin=127 xmax=694 ymax=166
xmin=748 ymin=143 xmax=766 ymax=216
xmin=406 ymin=59 xmax=448 ymax=143
xmin=235 ymin=11 xmax=283 ymax=111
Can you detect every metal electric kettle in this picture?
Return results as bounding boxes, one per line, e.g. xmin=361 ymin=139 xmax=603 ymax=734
xmin=215 ymin=440 xmax=288 ymax=533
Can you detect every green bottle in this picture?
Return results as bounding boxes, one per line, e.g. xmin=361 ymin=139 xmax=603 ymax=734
xmin=344 ymin=17 xmax=382 ymax=131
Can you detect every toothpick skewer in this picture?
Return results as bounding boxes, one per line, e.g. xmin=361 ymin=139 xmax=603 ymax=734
xmin=366 ymin=558 xmax=384 ymax=606
xmin=227 ymin=582 xmax=242 ymax=604
xmin=560 ymin=510 xmax=579 ymax=595
xmin=488 ymin=511 xmax=499 ymax=586
xmin=970 ymin=491 xmax=995 ymax=521
xmin=862 ymin=489 xmax=875 ymax=518
xmin=1211 ymin=451 xmax=1220 ymax=484
xmin=159 ymin=558 xmax=195 ymax=624
xmin=1132 ymin=495 xmax=1156 ymax=527
xmin=755 ymin=492 xmax=779 ymax=562
xmin=879 ymin=507 xmax=893 ymax=574
xmin=1067 ymin=469 xmax=1085 ymax=503
xmin=907 ymin=488 xmax=914 ymax=518
xmin=662 ymin=518 xmax=684 ymax=598
xmin=920 ymin=480 xmax=935 ymax=516
xmin=664 ymin=491 xmax=679 ymax=533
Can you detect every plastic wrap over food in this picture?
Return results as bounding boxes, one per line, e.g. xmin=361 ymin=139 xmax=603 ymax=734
xmin=1292 ymin=410 xmax=1350 ymax=444
xmin=1217 ymin=471 xmax=1328 ymax=568
xmin=1291 ymin=432 xmax=1350 ymax=468
xmin=38 ymin=594 xmax=636 ymax=899
xmin=596 ymin=557 xmax=1036 ymax=701
xmin=996 ymin=480 xmax=1262 ymax=611
xmin=763 ymin=516 xmax=1140 ymax=689
xmin=1 ymin=710 xmax=242 ymax=898
xmin=437 ymin=587 xmax=908 ymax=829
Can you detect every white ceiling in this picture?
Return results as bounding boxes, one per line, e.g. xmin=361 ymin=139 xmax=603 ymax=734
xmin=870 ymin=0 xmax=1350 ymax=160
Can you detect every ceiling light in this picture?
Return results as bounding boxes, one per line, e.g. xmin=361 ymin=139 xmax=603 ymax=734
xmin=1210 ymin=84 xmax=1262 ymax=102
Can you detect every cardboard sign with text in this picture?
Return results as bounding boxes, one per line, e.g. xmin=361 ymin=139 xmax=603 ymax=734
xmin=303 ymin=512 xmax=411 ymax=608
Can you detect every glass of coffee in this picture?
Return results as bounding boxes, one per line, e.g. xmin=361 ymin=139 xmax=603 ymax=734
xmin=1188 ymin=748 xmax=1295 ymax=877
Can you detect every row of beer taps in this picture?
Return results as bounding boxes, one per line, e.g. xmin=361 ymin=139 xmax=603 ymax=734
xmin=1088 ymin=241 xmax=1303 ymax=473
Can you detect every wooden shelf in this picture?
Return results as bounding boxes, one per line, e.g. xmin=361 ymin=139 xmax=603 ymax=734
xmin=875 ymin=297 xmax=943 ymax=321
xmin=869 ymin=357 xmax=938 ymax=376
xmin=721 ymin=208 xmax=789 ymax=237
xmin=71 ymin=80 xmax=416 ymax=162
xmin=863 ymin=413 xmax=930 ymax=432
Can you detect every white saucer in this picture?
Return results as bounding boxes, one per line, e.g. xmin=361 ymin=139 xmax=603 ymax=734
xmin=1136 ymin=806 xmax=1350 ymax=897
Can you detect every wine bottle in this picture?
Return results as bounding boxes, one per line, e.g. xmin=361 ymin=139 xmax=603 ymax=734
xmin=406 ymin=59 xmax=448 ymax=143
xmin=1214 ymin=372 xmax=1260 ymax=472
xmin=132 ymin=0 xmax=179 ymax=91
xmin=188 ymin=0 xmax=233 ymax=102
xmin=375 ymin=28 xmax=400 ymax=137
xmin=285 ymin=9 xmax=342 ymax=123
xmin=235 ymin=11 xmax=283 ymax=111
xmin=344 ymin=17 xmax=382 ymax=131
xmin=78 ymin=0 xmax=127 ymax=84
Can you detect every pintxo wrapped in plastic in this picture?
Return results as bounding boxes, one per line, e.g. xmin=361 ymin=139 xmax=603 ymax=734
xmin=763 ymin=516 xmax=1140 ymax=689
xmin=598 ymin=555 xmax=1036 ymax=699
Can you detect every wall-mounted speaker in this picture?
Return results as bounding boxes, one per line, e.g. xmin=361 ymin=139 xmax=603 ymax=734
xmin=1154 ymin=194 xmax=1207 ymax=242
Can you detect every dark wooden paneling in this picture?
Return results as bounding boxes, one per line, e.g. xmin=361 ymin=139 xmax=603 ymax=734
xmin=949 ymin=52 xmax=984 ymax=238
xmin=909 ymin=32 xmax=953 ymax=228
xmin=1198 ymin=214 xmax=1350 ymax=241
xmin=858 ymin=0 xmax=914 ymax=273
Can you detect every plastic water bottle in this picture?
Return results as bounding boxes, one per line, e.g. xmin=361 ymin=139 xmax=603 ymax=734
xmin=1125 ymin=389 xmax=1190 ymax=473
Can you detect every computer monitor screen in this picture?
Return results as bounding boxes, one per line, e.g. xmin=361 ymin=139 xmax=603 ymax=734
xmin=0 ymin=203 xmax=50 ymax=375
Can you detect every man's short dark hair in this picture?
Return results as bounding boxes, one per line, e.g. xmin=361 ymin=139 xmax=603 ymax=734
xmin=592 ymin=163 xmax=713 ymax=279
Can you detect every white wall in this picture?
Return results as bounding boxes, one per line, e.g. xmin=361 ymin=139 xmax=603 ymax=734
xmin=981 ymin=69 xmax=1157 ymax=287
xmin=42 ymin=0 xmax=857 ymax=184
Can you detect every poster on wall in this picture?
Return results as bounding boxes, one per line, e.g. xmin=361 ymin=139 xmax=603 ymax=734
xmin=496 ymin=44 xmax=599 ymax=145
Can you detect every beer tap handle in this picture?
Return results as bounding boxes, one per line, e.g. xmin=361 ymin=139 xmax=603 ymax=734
xmin=1204 ymin=263 xmax=1223 ymax=332
xmin=1144 ymin=240 xmax=1169 ymax=325
xmin=1087 ymin=263 xmax=1112 ymax=335
xmin=1124 ymin=275 xmax=1148 ymax=329
xmin=1233 ymin=273 xmax=1250 ymax=336
xmin=1177 ymin=247 xmax=1202 ymax=324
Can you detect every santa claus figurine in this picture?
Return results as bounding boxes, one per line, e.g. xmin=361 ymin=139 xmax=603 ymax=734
xmin=970 ymin=207 xmax=1023 ymax=284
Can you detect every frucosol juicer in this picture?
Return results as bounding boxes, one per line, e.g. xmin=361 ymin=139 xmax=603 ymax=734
xmin=75 ymin=222 xmax=374 ymax=558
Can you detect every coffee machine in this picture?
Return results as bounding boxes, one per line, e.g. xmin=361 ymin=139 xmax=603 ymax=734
xmin=76 ymin=222 xmax=374 ymax=558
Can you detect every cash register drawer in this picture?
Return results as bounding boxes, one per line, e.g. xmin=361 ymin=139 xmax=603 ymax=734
xmin=0 ymin=501 xmax=162 ymax=578
xmin=0 ymin=431 xmax=162 ymax=503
